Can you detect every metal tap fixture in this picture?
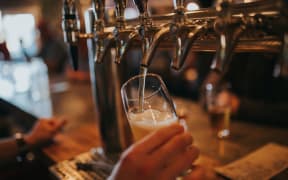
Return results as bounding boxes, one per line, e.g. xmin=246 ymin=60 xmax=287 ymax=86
xmin=113 ymin=0 xmax=128 ymax=62
xmin=133 ymin=0 xmax=159 ymax=67
xmin=61 ymin=0 xmax=288 ymax=159
xmin=91 ymin=0 xmax=115 ymax=64
xmin=139 ymin=0 xmax=208 ymax=70
xmin=62 ymin=0 xmax=80 ymax=70
xmin=139 ymin=0 xmax=188 ymax=68
xmin=210 ymin=0 xmax=246 ymax=74
xmin=170 ymin=0 xmax=210 ymax=70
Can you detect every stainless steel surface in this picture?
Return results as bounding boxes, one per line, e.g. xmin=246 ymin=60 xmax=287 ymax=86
xmin=61 ymin=0 xmax=288 ymax=157
xmin=210 ymin=0 xmax=244 ymax=73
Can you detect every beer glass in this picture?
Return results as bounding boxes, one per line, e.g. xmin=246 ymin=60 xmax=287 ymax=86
xmin=205 ymin=83 xmax=230 ymax=138
xmin=121 ymin=73 xmax=178 ymax=141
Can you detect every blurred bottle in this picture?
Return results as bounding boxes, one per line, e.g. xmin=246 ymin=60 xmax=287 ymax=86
xmin=0 ymin=42 xmax=11 ymax=61
xmin=0 ymin=11 xmax=10 ymax=61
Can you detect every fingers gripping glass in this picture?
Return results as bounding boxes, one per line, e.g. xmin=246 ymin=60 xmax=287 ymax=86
xmin=121 ymin=73 xmax=178 ymax=141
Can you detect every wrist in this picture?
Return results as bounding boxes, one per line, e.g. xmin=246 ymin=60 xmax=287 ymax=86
xmin=14 ymin=133 xmax=31 ymax=162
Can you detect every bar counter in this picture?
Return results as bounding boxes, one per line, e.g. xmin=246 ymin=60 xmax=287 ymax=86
xmin=43 ymin=77 xmax=288 ymax=179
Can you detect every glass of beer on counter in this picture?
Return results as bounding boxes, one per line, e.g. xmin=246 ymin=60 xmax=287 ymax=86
xmin=121 ymin=73 xmax=178 ymax=141
xmin=205 ymin=83 xmax=230 ymax=139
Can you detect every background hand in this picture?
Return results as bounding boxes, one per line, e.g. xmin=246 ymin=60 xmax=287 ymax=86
xmin=25 ymin=117 xmax=66 ymax=146
xmin=217 ymin=90 xmax=240 ymax=114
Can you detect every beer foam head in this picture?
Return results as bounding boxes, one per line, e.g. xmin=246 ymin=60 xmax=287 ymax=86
xmin=128 ymin=109 xmax=177 ymax=129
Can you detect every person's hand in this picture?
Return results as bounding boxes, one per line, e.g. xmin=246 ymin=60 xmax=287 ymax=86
xmin=108 ymin=124 xmax=199 ymax=180
xmin=217 ymin=90 xmax=240 ymax=114
xmin=24 ymin=117 xmax=66 ymax=146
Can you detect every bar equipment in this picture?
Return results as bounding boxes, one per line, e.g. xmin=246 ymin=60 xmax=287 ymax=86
xmin=61 ymin=0 xmax=288 ymax=158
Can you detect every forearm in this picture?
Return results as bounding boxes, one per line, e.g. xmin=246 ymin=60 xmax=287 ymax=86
xmin=236 ymin=98 xmax=288 ymax=126
xmin=0 ymin=137 xmax=18 ymax=164
xmin=0 ymin=134 xmax=34 ymax=165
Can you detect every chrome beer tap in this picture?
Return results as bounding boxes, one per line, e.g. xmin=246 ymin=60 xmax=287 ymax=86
xmin=133 ymin=0 xmax=159 ymax=67
xmin=139 ymin=0 xmax=188 ymax=68
xmin=91 ymin=0 xmax=114 ymax=64
xmin=170 ymin=0 xmax=189 ymax=70
xmin=171 ymin=20 xmax=209 ymax=70
xmin=113 ymin=0 xmax=152 ymax=64
xmin=170 ymin=0 xmax=210 ymax=70
xmin=60 ymin=0 xmax=288 ymax=162
xmin=138 ymin=0 xmax=208 ymax=69
xmin=62 ymin=0 xmax=80 ymax=70
xmin=112 ymin=0 xmax=139 ymax=64
xmin=210 ymin=0 xmax=246 ymax=74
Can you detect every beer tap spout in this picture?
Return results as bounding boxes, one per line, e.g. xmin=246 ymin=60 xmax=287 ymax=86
xmin=140 ymin=26 xmax=170 ymax=67
xmin=62 ymin=0 xmax=80 ymax=70
xmin=168 ymin=0 xmax=199 ymax=70
xmin=210 ymin=0 xmax=246 ymax=74
xmin=112 ymin=0 xmax=140 ymax=64
xmin=115 ymin=30 xmax=139 ymax=64
xmin=171 ymin=24 xmax=208 ymax=70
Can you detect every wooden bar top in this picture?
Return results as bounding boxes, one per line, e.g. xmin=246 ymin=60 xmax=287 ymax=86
xmin=42 ymin=79 xmax=288 ymax=179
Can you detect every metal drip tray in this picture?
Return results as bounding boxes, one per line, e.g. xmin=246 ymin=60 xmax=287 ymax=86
xmin=50 ymin=148 xmax=114 ymax=180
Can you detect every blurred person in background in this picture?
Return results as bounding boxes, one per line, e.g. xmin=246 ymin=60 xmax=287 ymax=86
xmin=0 ymin=112 xmax=66 ymax=179
xmin=211 ymin=53 xmax=288 ymax=126
xmin=197 ymin=52 xmax=288 ymax=126
xmin=36 ymin=20 xmax=68 ymax=74
xmin=0 ymin=117 xmax=66 ymax=165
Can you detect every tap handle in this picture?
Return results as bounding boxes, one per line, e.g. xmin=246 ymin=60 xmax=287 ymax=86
xmin=69 ymin=45 xmax=79 ymax=71
xmin=114 ymin=0 xmax=127 ymax=18
xmin=133 ymin=0 xmax=148 ymax=15
xmin=62 ymin=0 xmax=79 ymax=43
xmin=62 ymin=0 xmax=79 ymax=70
xmin=216 ymin=0 xmax=232 ymax=18
xmin=92 ymin=0 xmax=105 ymax=20
xmin=173 ymin=0 xmax=184 ymax=10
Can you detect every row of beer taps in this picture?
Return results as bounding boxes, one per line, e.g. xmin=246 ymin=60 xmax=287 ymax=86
xmin=62 ymin=0 xmax=288 ymax=77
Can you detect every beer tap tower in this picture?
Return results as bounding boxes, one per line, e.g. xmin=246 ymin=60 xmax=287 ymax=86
xmin=61 ymin=0 xmax=288 ymax=158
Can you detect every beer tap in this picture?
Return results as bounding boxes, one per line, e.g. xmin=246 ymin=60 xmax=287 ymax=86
xmin=139 ymin=0 xmax=188 ymax=68
xmin=62 ymin=0 xmax=80 ymax=70
xmin=91 ymin=0 xmax=115 ymax=64
xmin=170 ymin=0 xmax=188 ymax=70
xmin=112 ymin=0 xmax=138 ymax=64
xmin=133 ymin=0 xmax=159 ymax=67
xmin=116 ymin=0 xmax=155 ymax=63
xmin=139 ymin=0 xmax=208 ymax=69
xmin=170 ymin=0 xmax=210 ymax=70
xmin=210 ymin=0 xmax=246 ymax=74
xmin=171 ymin=21 xmax=209 ymax=70
xmin=62 ymin=0 xmax=96 ymax=70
